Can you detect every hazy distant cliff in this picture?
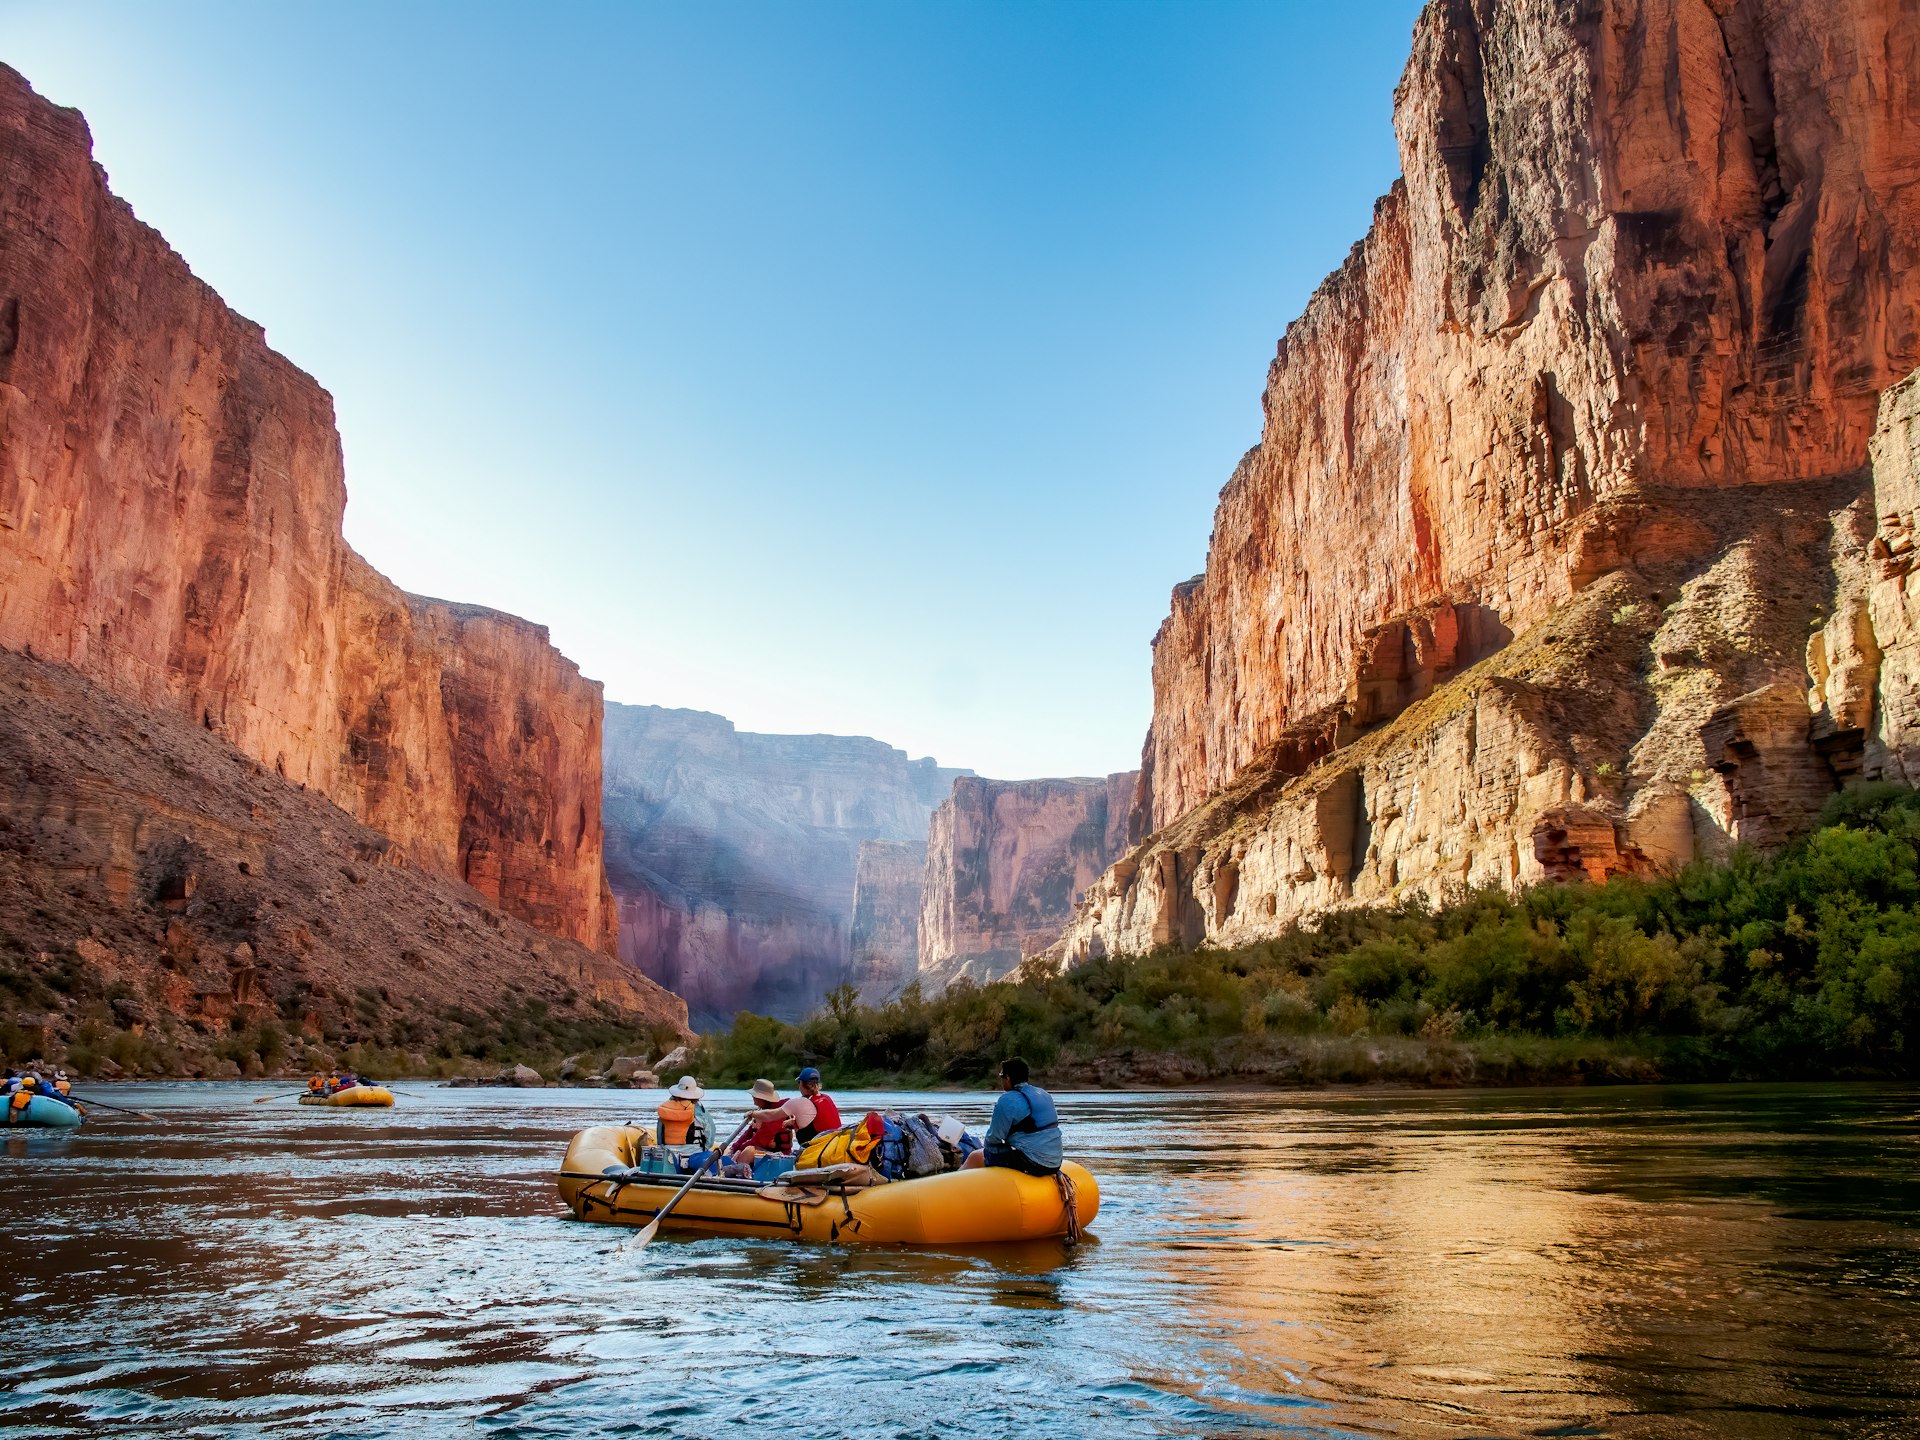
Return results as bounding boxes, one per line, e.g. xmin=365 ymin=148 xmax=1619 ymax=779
xmin=602 ymin=703 xmax=968 ymax=1024
xmin=919 ymin=773 xmax=1135 ymax=990
xmin=1058 ymin=0 xmax=1920 ymax=965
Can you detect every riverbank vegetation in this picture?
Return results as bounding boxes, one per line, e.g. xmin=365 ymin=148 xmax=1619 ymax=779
xmin=683 ymin=784 xmax=1920 ymax=1088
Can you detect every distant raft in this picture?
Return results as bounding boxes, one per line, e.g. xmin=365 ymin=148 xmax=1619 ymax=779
xmin=556 ymin=1124 xmax=1099 ymax=1246
xmin=298 ymin=1085 xmax=395 ymax=1107
xmin=4 ymin=1094 xmax=85 ymax=1128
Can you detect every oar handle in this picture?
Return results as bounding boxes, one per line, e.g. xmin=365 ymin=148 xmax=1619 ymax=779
xmin=642 ymin=1117 xmax=755 ymax=1231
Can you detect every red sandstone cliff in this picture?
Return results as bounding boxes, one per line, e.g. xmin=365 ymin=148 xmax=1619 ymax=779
xmin=0 ymin=64 xmax=615 ymax=953
xmin=1144 ymin=0 xmax=1920 ymax=830
xmin=919 ymin=773 xmax=1135 ymax=990
xmin=1059 ymin=0 xmax=1920 ymax=963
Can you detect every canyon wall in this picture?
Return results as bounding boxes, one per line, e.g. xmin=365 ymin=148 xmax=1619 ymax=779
xmin=848 ymin=839 xmax=927 ymax=999
xmin=1144 ymin=0 xmax=1920 ymax=831
xmin=0 ymin=64 xmax=616 ymax=953
xmin=1058 ymin=0 xmax=1920 ymax=964
xmin=602 ymin=703 xmax=968 ymax=1024
xmin=919 ymin=772 xmax=1136 ymax=990
xmin=0 ymin=646 xmax=685 ymax=1073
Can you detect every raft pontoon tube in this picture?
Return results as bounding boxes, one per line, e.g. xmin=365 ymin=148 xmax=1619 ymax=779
xmin=298 ymin=1085 xmax=395 ymax=1107
xmin=4 ymin=1095 xmax=84 ymax=1128
xmin=556 ymin=1124 xmax=1098 ymax=1245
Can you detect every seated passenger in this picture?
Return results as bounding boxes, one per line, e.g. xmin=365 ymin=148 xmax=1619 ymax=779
xmin=655 ymin=1075 xmax=713 ymax=1146
xmin=306 ymin=1075 xmax=326 ymax=1095
xmin=794 ymin=1067 xmax=840 ymax=1143
xmin=729 ymin=1078 xmax=812 ymax=1159
xmin=961 ymin=1057 xmax=1062 ymax=1176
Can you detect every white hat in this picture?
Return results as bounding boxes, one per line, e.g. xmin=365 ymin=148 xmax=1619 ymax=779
xmin=670 ymin=1075 xmax=705 ymax=1100
xmin=937 ymin=1116 xmax=965 ymax=1145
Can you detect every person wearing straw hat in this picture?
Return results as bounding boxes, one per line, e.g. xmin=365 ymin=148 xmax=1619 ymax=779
xmin=729 ymin=1078 xmax=814 ymax=1160
xmin=654 ymin=1075 xmax=713 ymax=1147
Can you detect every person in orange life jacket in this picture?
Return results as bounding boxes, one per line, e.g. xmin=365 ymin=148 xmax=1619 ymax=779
xmin=655 ymin=1075 xmax=713 ymax=1146
xmin=794 ymin=1067 xmax=839 ymax=1143
xmin=306 ymin=1075 xmax=326 ymax=1096
xmin=961 ymin=1057 xmax=1062 ymax=1176
xmin=51 ymin=1069 xmax=72 ymax=1099
xmin=728 ymin=1078 xmax=814 ymax=1159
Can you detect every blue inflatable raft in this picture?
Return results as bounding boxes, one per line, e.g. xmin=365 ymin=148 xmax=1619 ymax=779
xmin=4 ymin=1094 xmax=84 ymax=1128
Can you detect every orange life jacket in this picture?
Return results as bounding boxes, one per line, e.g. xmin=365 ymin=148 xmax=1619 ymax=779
xmin=657 ymin=1096 xmax=698 ymax=1145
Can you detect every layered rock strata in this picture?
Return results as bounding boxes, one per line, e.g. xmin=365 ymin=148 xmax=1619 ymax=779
xmin=602 ymin=703 xmax=968 ymax=1024
xmin=1060 ymin=0 xmax=1920 ymax=963
xmin=1143 ymin=0 xmax=1920 ymax=831
xmin=920 ymin=773 xmax=1135 ymax=989
xmin=0 ymin=647 xmax=685 ymax=1072
xmin=0 ymin=65 xmax=616 ymax=952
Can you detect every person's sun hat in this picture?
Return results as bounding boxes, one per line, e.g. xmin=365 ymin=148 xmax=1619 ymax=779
xmin=670 ymin=1076 xmax=705 ymax=1100
xmin=750 ymin=1078 xmax=781 ymax=1104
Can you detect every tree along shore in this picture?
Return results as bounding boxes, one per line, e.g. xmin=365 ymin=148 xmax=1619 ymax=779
xmin=681 ymin=785 xmax=1920 ymax=1090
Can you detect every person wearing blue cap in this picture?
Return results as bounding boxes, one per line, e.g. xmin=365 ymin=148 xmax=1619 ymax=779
xmin=794 ymin=1066 xmax=839 ymax=1143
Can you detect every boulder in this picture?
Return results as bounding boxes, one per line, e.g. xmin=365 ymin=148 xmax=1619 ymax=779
xmin=607 ymin=1055 xmax=649 ymax=1082
xmin=557 ymin=1052 xmax=583 ymax=1082
xmin=499 ymin=1063 xmax=543 ymax=1088
xmin=653 ymin=1046 xmax=689 ymax=1074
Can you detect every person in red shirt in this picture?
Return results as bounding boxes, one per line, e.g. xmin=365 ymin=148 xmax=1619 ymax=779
xmin=730 ymin=1078 xmax=811 ymax=1159
xmin=795 ymin=1067 xmax=840 ymax=1143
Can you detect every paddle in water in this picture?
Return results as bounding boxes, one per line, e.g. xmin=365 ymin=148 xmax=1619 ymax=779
xmin=65 ymin=1093 xmax=167 ymax=1123
xmin=252 ymin=1092 xmax=309 ymax=1104
xmin=627 ymin=1117 xmax=754 ymax=1253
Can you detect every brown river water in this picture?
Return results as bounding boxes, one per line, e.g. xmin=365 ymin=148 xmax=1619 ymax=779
xmin=1 ymin=1083 xmax=1916 ymax=1438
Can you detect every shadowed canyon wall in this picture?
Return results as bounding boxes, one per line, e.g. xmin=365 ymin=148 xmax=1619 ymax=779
xmin=0 ymin=67 xmax=620 ymax=956
xmin=602 ymin=704 xmax=968 ymax=1025
xmin=919 ymin=773 xmax=1136 ymax=990
xmin=1059 ymin=0 xmax=1920 ymax=963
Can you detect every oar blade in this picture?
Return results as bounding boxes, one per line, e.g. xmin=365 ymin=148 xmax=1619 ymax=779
xmin=629 ymin=1217 xmax=661 ymax=1251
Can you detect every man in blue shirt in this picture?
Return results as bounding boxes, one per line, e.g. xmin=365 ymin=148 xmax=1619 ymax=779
xmin=962 ymin=1057 xmax=1062 ymax=1176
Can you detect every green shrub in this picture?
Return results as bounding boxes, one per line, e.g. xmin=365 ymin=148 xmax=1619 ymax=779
xmin=687 ymin=784 xmax=1920 ymax=1084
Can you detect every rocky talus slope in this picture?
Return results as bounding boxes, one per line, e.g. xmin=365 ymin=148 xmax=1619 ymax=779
xmin=0 ymin=64 xmax=615 ymax=953
xmin=1056 ymin=0 xmax=1920 ymax=964
xmin=0 ymin=648 xmax=685 ymax=1074
xmin=919 ymin=773 xmax=1135 ymax=989
xmin=602 ymin=703 xmax=968 ymax=1024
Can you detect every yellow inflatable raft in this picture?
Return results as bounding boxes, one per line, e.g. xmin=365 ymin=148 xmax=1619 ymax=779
xmin=297 ymin=1085 xmax=395 ymax=1107
xmin=557 ymin=1124 xmax=1098 ymax=1245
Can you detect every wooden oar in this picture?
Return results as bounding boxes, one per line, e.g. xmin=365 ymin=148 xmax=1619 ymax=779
xmin=627 ymin=1117 xmax=755 ymax=1253
xmin=65 ymin=1093 xmax=167 ymax=1123
xmin=252 ymin=1091 xmax=310 ymax=1104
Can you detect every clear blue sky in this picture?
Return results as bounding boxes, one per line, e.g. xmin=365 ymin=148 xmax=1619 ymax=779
xmin=4 ymin=1 xmax=1423 ymax=780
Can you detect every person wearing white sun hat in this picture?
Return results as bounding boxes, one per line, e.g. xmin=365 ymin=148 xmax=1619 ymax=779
xmin=654 ymin=1074 xmax=713 ymax=1147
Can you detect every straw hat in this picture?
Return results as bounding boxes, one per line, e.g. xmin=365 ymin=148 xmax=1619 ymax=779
xmin=750 ymin=1078 xmax=781 ymax=1104
xmin=670 ymin=1075 xmax=705 ymax=1100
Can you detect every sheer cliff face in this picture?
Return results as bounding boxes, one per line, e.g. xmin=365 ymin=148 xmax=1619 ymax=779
xmin=1061 ymin=0 xmax=1920 ymax=963
xmin=1147 ymin=0 xmax=1920 ymax=830
xmin=848 ymin=840 xmax=926 ymax=999
xmin=0 ymin=66 xmax=615 ymax=954
xmin=602 ymin=703 xmax=968 ymax=1024
xmin=918 ymin=773 xmax=1135 ymax=990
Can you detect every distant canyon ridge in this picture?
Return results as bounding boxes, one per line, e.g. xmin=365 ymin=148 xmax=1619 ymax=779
xmin=599 ymin=704 xmax=1135 ymax=1026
